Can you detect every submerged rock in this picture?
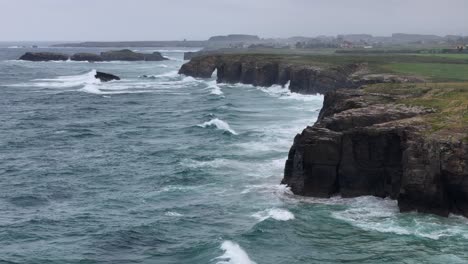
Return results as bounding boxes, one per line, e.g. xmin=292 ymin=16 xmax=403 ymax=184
xmin=19 ymin=52 xmax=69 ymax=61
xmin=95 ymin=71 xmax=120 ymax=82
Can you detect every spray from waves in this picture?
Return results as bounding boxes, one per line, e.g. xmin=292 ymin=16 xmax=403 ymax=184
xmin=331 ymin=196 xmax=468 ymax=240
xmin=252 ymin=208 xmax=295 ymax=222
xmin=257 ymin=82 xmax=324 ymax=102
xmin=223 ymin=81 xmax=322 ymax=101
xmin=164 ymin=56 xmax=183 ymax=61
xmin=25 ymin=70 xmax=100 ymax=88
xmin=198 ymin=118 xmax=238 ymax=135
xmin=155 ymin=70 xmax=179 ymax=78
xmin=206 ymin=80 xmax=223 ymax=95
xmin=215 ymin=241 xmax=256 ymax=264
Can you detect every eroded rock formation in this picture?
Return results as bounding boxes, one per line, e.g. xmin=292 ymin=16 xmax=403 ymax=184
xmin=179 ymin=55 xmax=422 ymax=94
xmin=282 ymin=89 xmax=468 ymax=217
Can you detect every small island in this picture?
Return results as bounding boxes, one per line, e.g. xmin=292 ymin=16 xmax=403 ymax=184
xmin=18 ymin=49 xmax=169 ymax=62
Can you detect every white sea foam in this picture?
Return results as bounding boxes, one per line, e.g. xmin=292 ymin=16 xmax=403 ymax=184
xmin=164 ymin=56 xmax=183 ymax=61
xmin=258 ymin=83 xmax=324 ymax=102
xmin=206 ymin=80 xmax=223 ymax=95
xmin=29 ymin=70 xmax=100 ymax=88
xmin=241 ymin=184 xmax=292 ymax=196
xmin=165 ymin=211 xmax=183 ymax=217
xmin=252 ymin=208 xmax=295 ymax=222
xmin=216 ymin=241 xmax=256 ymax=264
xmin=198 ymin=118 xmax=238 ymax=135
xmin=330 ymin=196 xmax=468 ymax=240
xmin=154 ymin=70 xmax=179 ymax=78
xmin=81 ymin=84 xmax=103 ymax=94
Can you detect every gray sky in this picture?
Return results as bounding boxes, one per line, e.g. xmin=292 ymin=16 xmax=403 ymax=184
xmin=1 ymin=0 xmax=467 ymax=41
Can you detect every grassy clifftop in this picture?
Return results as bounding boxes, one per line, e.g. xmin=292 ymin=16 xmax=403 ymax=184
xmin=364 ymin=83 xmax=468 ymax=139
xmin=200 ymin=50 xmax=468 ymax=82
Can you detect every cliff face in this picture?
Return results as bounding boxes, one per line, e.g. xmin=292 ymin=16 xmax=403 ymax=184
xmin=282 ymin=88 xmax=468 ymax=217
xmin=179 ymin=55 xmax=423 ymax=94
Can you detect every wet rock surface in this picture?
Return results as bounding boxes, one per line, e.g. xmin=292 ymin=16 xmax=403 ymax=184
xmin=179 ymin=55 xmax=422 ymax=94
xmin=282 ymin=89 xmax=468 ymax=217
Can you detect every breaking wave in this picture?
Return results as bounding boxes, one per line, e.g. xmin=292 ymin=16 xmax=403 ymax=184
xmin=27 ymin=70 xmax=100 ymax=88
xmin=215 ymin=241 xmax=256 ymax=264
xmin=258 ymin=82 xmax=324 ymax=102
xmin=207 ymin=80 xmax=223 ymax=95
xmin=252 ymin=208 xmax=295 ymax=222
xmin=198 ymin=118 xmax=238 ymax=135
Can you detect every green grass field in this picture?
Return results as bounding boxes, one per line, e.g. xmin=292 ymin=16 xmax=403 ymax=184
xmin=382 ymin=63 xmax=468 ymax=81
xmin=415 ymin=53 xmax=468 ymax=59
xmin=207 ymin=48 xmax=468 ymax=82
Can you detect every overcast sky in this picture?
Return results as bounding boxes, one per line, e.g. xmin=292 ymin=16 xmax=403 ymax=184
xmin=1 ymin=0 xmax=467 ymax=41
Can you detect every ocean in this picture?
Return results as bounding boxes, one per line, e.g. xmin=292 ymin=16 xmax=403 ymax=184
xmin=0 ymin=44 xmax=467 ymax=264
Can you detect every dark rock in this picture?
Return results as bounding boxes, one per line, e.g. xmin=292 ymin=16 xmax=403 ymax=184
xmin=100 ymin=49 xmax=168 ymax=61
xmin=95 ymin=71 xmax=120 ymax=82
xmin=19 ymin=52 xmax=69 ymax=61
xmin=70 ymin=53 xmax=103 ymax=62
xmin=179 ymin=55 xmax=424 ymax=95
xmin=282 ymin=89 xmax=468 ymax=218
xmin=179 ymin=55 xmax=219 ymax=78
xmin=144 ymin=52 xmax=169 ymax=61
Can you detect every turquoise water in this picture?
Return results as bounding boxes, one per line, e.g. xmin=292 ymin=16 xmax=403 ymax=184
xmin=0 ymin=45 xmax=467 ymax=263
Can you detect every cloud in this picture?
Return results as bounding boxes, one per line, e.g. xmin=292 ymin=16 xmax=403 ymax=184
xmin=0 ymin=0 xmax=467 ymax=41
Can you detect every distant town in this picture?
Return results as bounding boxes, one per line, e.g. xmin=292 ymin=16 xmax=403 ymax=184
xmin=51 ymin=33 xmax=468 ymax=53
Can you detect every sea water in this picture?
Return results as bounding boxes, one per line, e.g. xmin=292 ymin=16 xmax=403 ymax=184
xmin=0 ymin=44 xmax=467 ymax=263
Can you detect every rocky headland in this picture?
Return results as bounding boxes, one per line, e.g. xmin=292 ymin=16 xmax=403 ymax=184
xmin=180 ymin=54 xmax=468 ymax=218
xmin=179 ymin=54 xmax=422 ymax=94
xmin=282 ymin=84 xmax=468 ymax=217
xmin=19 ymin=49 xmax=169 ymax=62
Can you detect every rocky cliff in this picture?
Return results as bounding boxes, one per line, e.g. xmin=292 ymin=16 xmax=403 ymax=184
xmin=179 ymin=54 xmax=422 ymax=94
xmin=282 ymin=85 xmax=468 ymax=217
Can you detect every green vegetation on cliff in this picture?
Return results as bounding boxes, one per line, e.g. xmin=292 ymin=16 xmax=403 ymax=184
xmin=364 ymin=82 xmax=468 ymax=138
xmin=199 ymin=49 xmax=468 ymax=82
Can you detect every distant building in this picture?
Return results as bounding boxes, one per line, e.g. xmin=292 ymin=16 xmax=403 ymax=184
xmin=340 ymin=41 xmax=353 ymax=48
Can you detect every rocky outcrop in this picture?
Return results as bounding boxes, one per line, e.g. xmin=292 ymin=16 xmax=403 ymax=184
xmin=100 ymin=49 xmax=168 ymax=61
xmin=95 ymin=71 xmax=120 ymax=82
xmin=70 ymin=53 xmax=103 ymax=62
xmin=19 ymin=52 xmax=69 ymax=61
xmin=282 ymin=89 xmax=468 ymax=217
xmin=18 ymin=50 xmax=169 ymax=62
xmin=179 ymin=55 xmax=422 ymax=94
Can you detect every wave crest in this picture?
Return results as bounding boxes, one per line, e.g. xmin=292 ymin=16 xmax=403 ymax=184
xmin=198 ymin=118 xmax=237 ymax=135
xmin=215 ymin=241 xmax=256 ymax=264
xmin=252 ymin=208 xmax=295 ymax=222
